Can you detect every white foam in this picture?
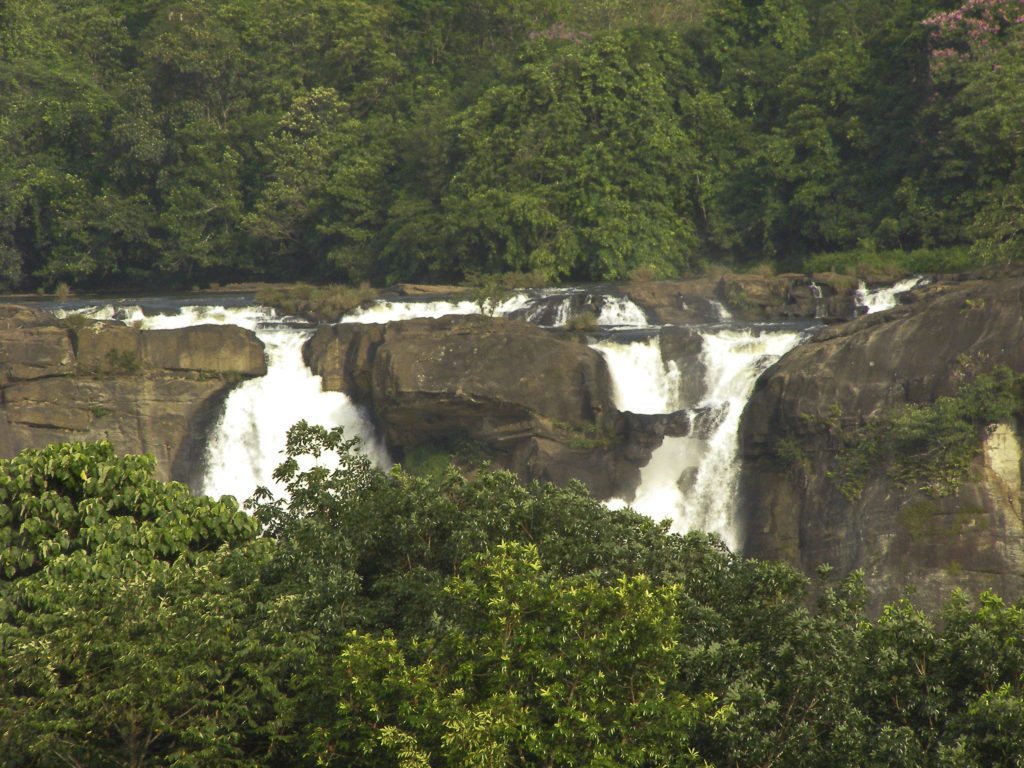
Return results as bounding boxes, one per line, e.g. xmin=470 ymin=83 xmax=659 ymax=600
xmin=856 ymin=276 xmax=927 ymax=314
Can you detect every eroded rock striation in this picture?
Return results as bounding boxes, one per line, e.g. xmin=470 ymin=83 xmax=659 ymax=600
xmin=305 ymin=314 xmax=693 ymax=499
xmin=739 ymin=277 xmax=1024 ymax=612
xmin=0 ymin=305 xmax=265 ymax=487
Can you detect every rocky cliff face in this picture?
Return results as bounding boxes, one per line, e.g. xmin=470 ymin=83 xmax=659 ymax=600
xmin=305 ymin=315 xmax=694 ymax=499
xmin=0 ymin=306 xmax=265 ymax=487
xmin=739 ymin=277 xmax=1024 ymax=612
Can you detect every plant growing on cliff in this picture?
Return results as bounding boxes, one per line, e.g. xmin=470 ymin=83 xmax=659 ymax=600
xmin=829 ymin=366 xmax=1024 ymax=499
xmin=255 ymin=282 xmax=378 ymax=322
xmin=104 ymin=348 xmax=140 ymax=375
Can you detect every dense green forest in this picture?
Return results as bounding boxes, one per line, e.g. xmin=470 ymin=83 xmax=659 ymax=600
xmin=1 ymin=0 xmax=1022 ymax=291
xmin=2 ymin=426 xmax=1024 ymax=766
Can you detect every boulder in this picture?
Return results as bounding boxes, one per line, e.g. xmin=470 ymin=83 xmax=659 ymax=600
xmin=658 ymin=325 xmax=706 ymax=409
xmin=306 ymin=314 xmax=691 ymax=499
xmin=738 ymin=277 xmax=1024 ymax=612
xmin=73 ymin=324 xmax=267 ymax=376
xmin=622 ymin=274 xmax=861 ymax=325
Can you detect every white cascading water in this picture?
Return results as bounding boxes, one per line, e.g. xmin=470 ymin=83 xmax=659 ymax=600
xmin=710 ymin=300 xmax=733 ymax=321
xmin=67 ymin=304 xmax=388 ymax=502
xmin=343 ymin=294 xmax=532 ymax=324
xmin=593 ymin=325 xmax=805 ymax=547
xmin=597 ymin=296 xmax=650 ymax=328
xmin=551 ymin=298 xmax=572 ymax=327
xmin=588 ymin=337 xmax=681 ymax=413
xmin=58 ymin=287 xmax=829 ymax=545
xmin=523 ymin=295 xmax=574 ymax=327
xmin=676 ymin=328 xmax=803 ymax=545
xmin=856 ymin=276 xmax=927 ymax=314
xmin=197 ymin=317 xmax=390 ymax=502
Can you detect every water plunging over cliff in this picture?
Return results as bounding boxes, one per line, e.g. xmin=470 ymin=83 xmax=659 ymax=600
xmin=597 ymin=296 xmax=650 ymax=328
xmin=589 ymin=336 xmax=681 ymax=413
xmin=138 ymin=306 xmax=388 ymax=501
xmin=62 ymin=303 xmax=388 ymax=501
xmin=57 ymin=290 xmax=810 ymax=545
xmin=198 ymin=320 xmax=389 ymax=501
xmin=593 ymin=324 xmax=806 ymax=547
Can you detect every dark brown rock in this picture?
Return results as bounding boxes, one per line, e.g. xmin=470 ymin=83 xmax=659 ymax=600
xmin=738 ymin=277 xmax=1024 ymax=612
xmin=658 ymin=325 xmax=706 ymax=409
xmin=622 ymin=273 xmax=861 ymax=325
xmin=306 ymin=314 xmax=692 ymax=499
xmin=0 ymin=327 xmax=75 ymax=382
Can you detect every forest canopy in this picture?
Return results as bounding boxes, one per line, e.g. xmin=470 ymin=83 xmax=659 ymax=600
xmin=3 ymin=428 xmax=1024 ymax=766
xmin=1 ymin=0 xmax=1022 ymax=291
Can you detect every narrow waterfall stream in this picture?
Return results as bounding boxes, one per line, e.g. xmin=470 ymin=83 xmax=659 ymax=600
xmin=675 ymin=328 xmax=803 ymax=545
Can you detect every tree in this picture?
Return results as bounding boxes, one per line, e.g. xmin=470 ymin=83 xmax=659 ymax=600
xmin=922 ymin=0 xmax=1024 ymax=262
xmin=440 ymin=31 xmax=703 ymax=281
xmin=0 ymin=442 xmax=300 ymax=766
xmin=313 ymin=543 xmax=715 ymax=767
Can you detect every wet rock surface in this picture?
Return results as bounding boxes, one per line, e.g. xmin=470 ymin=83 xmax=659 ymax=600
xmin=622 ymin=273 xmax=861 ymax=325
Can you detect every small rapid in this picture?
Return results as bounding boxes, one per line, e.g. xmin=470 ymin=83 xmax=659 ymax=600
xmin=856 ymin=276 xmax=927 ymax=314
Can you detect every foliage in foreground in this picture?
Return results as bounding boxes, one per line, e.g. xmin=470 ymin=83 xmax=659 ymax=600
xmin=2 ymin=429 xmax=1024 ymax=766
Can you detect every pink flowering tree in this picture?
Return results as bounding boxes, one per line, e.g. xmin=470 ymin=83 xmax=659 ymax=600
xmin=923 ymin=0 xmax=1024 ymax=69
xmin=922 ymin=0 xmax=1024 ymax=262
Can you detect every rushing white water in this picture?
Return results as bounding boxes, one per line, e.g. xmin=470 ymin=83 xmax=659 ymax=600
xmin=676 ymin=328 xmax=804 ymax=546
xmin=59 ymin=290 xmax=814 ymax=545
xmin=594 ymin=325 xmax=805 ymax=548
xmin=710 ymin=300 xmax=733 ymax=321
xmin=551 ymin=297 xmax=572 ymax=327
xmin=856 ymin=276 xmax=927 ymax=314
xmin=589 ymin=337 xmax=681 ymax=413
xmin=199 ymin=320 xmax=389 ymax=502
xmin=343 ymin=294 xmax=532 ymax=323
xmin=597 ymin=297 xmax=649 ymax=328
xmin=65 ymin=303 xmax=389 ymax=502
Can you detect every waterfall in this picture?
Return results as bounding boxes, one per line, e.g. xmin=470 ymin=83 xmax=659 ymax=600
xmin=676 ymin=328 xmax=804 ymax=546
xmin=57 ymin=291 xmax=813 ymax=545
xmin=594 ymin=326 xmax=805 ymax=548
xmin=597 ymin=296 xmax=650 ymax=327
xmin=196 ymin=320 xmax=389 ymax=502
xmin=551 ymin=298 xmax=572 ymax=327
xmin=588 ymin=337 xmax=681 ymax=413
xmin=710 ymin=300 xmax=732 ymax=321
xmin=856 ymin=276 xmax=927 ymax=314
xmin=67 ymin=303 xmax=388 ymax=503
xmin=809 ymin=282 xmax=824 ymax=319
